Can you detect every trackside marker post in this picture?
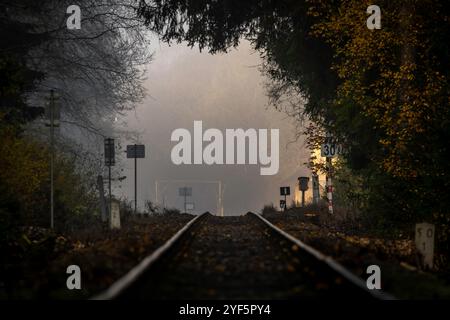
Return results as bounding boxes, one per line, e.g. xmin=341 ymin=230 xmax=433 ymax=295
xmin=110 ymin=199 xmax=121 ymax=230
xmin=321 ymin=132 xmax=342 ymax=215
xmin=415 ymin=223 xmax=435 ymax=269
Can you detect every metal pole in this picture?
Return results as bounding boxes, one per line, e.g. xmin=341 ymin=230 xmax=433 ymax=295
xmin=134 ymin=144 xmax=137 ymax=215
xmin=284 ymin=194 xmax=287 ymax=212
xmin=184 ymin=189 xmax=187 ymax=213
xmin=109 ymin=165 xmax=112 ymax=218
xmin=218 ymin=181 xmax=222 ymax=217
xmin=50 ymin=90 xmax=54 ymax=229
xmin=97 ymin=175 xmax=107 ymax=222
xmin=221 ymin=183 xmax=225 ymax=217
xmin=326 ymin=157 xmax=333 ymax=214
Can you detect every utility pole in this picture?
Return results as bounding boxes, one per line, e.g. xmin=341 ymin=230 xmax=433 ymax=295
xmin=50 ymin=90 xmax=55 ymax=229
xmin=46 ymin=90 xmax=59 ymax=229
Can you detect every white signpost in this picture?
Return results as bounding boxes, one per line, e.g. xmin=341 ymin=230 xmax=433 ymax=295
xmin=110 ymin=199 xmax=121 ymax=230
xmin=415 ymin=223 xmax=435 ymax=269
xmin=321 ymin=134 xmax=343 ymax=215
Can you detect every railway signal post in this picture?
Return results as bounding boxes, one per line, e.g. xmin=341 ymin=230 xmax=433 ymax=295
xmin=126 ymin=144 xmax=145 ymax=214
xmin=321 ymin=133 xmax=343 ymax=214
xmin=298 ymin=177 xmax=309 ymax=207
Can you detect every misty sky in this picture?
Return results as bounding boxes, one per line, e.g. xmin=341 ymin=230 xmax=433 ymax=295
xmin=117 ymin=36 xmax=310 ymax=215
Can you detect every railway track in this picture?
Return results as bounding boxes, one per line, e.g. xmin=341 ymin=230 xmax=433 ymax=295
xmin=93 ymin=212 xmax=395 ymax=300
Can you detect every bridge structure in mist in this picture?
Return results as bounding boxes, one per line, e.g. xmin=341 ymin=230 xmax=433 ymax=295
xmin=155 ymin=179 xmax=224 ymax=216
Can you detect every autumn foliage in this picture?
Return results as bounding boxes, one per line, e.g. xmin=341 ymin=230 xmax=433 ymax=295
xmin=136 ymin=0 xmax=450 ymax=266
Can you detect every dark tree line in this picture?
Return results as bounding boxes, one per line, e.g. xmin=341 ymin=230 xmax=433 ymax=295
xmin=0 ymin=1 xmax=150 ymax=232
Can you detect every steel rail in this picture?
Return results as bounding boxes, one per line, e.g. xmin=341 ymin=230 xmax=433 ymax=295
xmin=91 ymin=212 xmax=209 ymax=300
xmin=249 ymin=212 xmax=396 ymax=300
xmin=93 ymin=211 xmax=396 ymax=300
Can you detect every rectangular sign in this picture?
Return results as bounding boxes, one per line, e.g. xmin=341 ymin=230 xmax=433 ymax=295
xmin=321 ymin=143 xmax=343 ymax=158
xmin=104 ymin=138 xmax=115 ymax=166
xmin=415 ymin=223 xmax=435 ymax=269
xmin=280 ymin=186 xmax=290 ymax=196
xmin=298 ymin=177 xmax=309 ymax=191
xmin=179 ymin=187 xmax=192 ymax=197
xmin=126 ymin=144 xmax=145 ymax=158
